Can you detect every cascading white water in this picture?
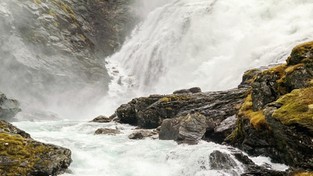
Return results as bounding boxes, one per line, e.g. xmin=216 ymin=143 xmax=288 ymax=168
xmin=106 ymin=0 xmax=313 ymax=97
xmin=4 ymin=0 xmax=313 ymax=175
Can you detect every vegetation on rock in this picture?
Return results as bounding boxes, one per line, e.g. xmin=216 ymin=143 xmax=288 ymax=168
xmin=0 ymin=120 xmax=71 ymax=175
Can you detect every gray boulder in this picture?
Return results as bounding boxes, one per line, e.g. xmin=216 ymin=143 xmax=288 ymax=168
xmin=0 ymin=92 xmax=21 ymax=121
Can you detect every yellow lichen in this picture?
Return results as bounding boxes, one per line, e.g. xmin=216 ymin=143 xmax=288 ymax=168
xmin=272 ymin=87 xmax=313 ymax=131
xmin=33 ymin=0 xmax=41 ymax=5
xmin=238 ymin=94 xmax=267 ymax=128
xmin=0 ymin=132 xmax=52 ymax=175
xmin=285 ymin=63 xmax=304 ymax=74
xmin=292 ymin=171 xmax=313 ymax=176
xmin=288 ymin=41 xmax=313 ymax=65
xmin=159 ymin=95 xmax=191 ymax=103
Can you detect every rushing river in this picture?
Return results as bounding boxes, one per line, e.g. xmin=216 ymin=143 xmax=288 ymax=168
xmin=13 ymin=120 xmax=287 ymax=176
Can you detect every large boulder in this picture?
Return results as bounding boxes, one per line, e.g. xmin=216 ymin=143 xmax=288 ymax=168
xmin=227 ymin=41 xmax=313 ymax=170
xmin=159 ymin=112 xmax=207 ymax=144
xmin=0 ymin=92 xmax=21 ymax=121
xmin=0 ymin=120 xmax=72 ymax=175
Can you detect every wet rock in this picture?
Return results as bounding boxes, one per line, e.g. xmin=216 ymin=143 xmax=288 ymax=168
xmin=116 ymin=95 xmax=164 ymax=126
xmin=117 ymin=88 xmax=248 ymax=131
xmin=128 ymin=130 xmax=158 ymax=140
xmin=0 ymin=121 xmax=72 ymax=175
xmin=159 ymin=112 xmax=207 ymax=144
xmin=0 ymin=92 xmax=21 ymax=121
xmin=239 ymin=69 xmax=262 ymax=88
xmin=209 ymin=150 xmax=237 ymax=170
xmin=232 ymin=152 xmax=287 ymax=176
xmin=227 ymin=41 xmax=313 ymax=170
xmin=91 ymin=115 xmax=111 ymax=123
xmin=251 ymin=69 xmax=282 ymax=111
xmin=211 ymin=115 xmax=237 ymax=143
xmin=173 ymin=87 xmax=202 ymax=94
xmin=94 ymin=128 xmax=121 ymax=135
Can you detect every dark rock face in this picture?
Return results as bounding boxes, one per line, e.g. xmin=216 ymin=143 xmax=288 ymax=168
xmin=117 ymin=88 xmax=248 ymax=128
xmin=228 ymin=41 xmax=313 ymax=170
xmin=94 ymin=128 xmax=121 ymax=135
xmin=0 ymin=92 xmax=21 ymax=121
xmin=0 ymin=120 xmax=72 ymax=175
xmin=116 ymin=95 xmax=164 ymax=126
xmin=238 ymin=69 xmax=262 ymax=88
xmin=233 ymin=152 xmax=287 ymax=176
xmin=117 ymin=88 xmax=248 ymax=143
xmin=251 ymin=70 xmax=282 ymax=111
xmin=209 ymin=150 xmax=237 ymax=170
xmin=173 ymin=87 xmax=202 ymax=94
xmin=91 ymin=115 xmax=111 ymax=123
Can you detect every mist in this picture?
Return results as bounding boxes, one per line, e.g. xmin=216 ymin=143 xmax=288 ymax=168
xmin=0 ymin=0 xmax=110 ymax=120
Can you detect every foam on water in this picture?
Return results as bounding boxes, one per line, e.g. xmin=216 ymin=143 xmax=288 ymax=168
xmin=13 ymin=121 xmax=288 ymax=176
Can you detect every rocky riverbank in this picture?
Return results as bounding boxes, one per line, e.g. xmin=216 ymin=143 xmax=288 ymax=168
xmin=111 ymin=41 xmax=313 ymax=175
xmin=0 ymin=94 xmax=72 ymax=175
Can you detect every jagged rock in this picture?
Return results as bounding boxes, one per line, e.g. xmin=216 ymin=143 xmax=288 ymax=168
xmin=94 ymin=128 xmax=121 ymax=135
xmin=0 ymin=120 xmax=71 ymax=175
xmin=0 ymin=92 xmax=21 ymax=121
xmin=117 ymin=88 xmax=248 ymax=131
xmin=116 ymin=94 xmax=164 ymax=126
xmin=251 ymin=69 xmax=282 ymax=111
xmin=91 ymin=115 xmax=111 ymax=123
xmin=238 ymin=69 xmax=262 ymax=88
xmin=211 ymin=115 xmax=237 ymax=143
xmin=227 ymin=41 xmax=313 ymax=170
xmin=159 ymin=112 xmax=207 ymax=144
xmin=173 ymin=87 xmax=202 ymax=94
xmin=128 ymin=130 xmax=158 ymax=140
xmin=209 ymin=150 xmax=237 ymax=170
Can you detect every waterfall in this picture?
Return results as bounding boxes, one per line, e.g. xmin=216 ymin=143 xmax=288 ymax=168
xmin=106 ymin=0 xmax=313 ymax=97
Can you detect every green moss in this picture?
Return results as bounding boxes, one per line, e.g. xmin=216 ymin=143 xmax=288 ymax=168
xmin=159 ymin=95 xmax=191 ymax=103
xmin=0 ymin=132 xmax=52 ymax=175
xmin=288 ymin=41 xmax=313 ymax=65
xmin=292 ymin=171 xmax=313 ymax=176
xmin=238 ymin=94 xmax=267 ymax=128
xmin=272 ymin=87 xmax=313 ymax=131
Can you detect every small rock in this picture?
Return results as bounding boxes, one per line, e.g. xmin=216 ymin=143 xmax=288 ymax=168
xmin=209 ymin=150 xmax=237 ymax=170
xmin=91 ymin=115 xmax=111 ymax=123
xmin=128 ymin=130 xmax=158 ymax=140
xmin=94 ymin=128 xmax=120 ymax=135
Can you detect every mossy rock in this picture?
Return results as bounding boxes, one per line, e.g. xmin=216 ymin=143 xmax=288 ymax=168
xmin=0 ymin=121 xmax=71 ymax=176
xmin=288 ymin=41 xmax=313 ymax=66
xmin=272 ymin=87 xmax=313 ymax=132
